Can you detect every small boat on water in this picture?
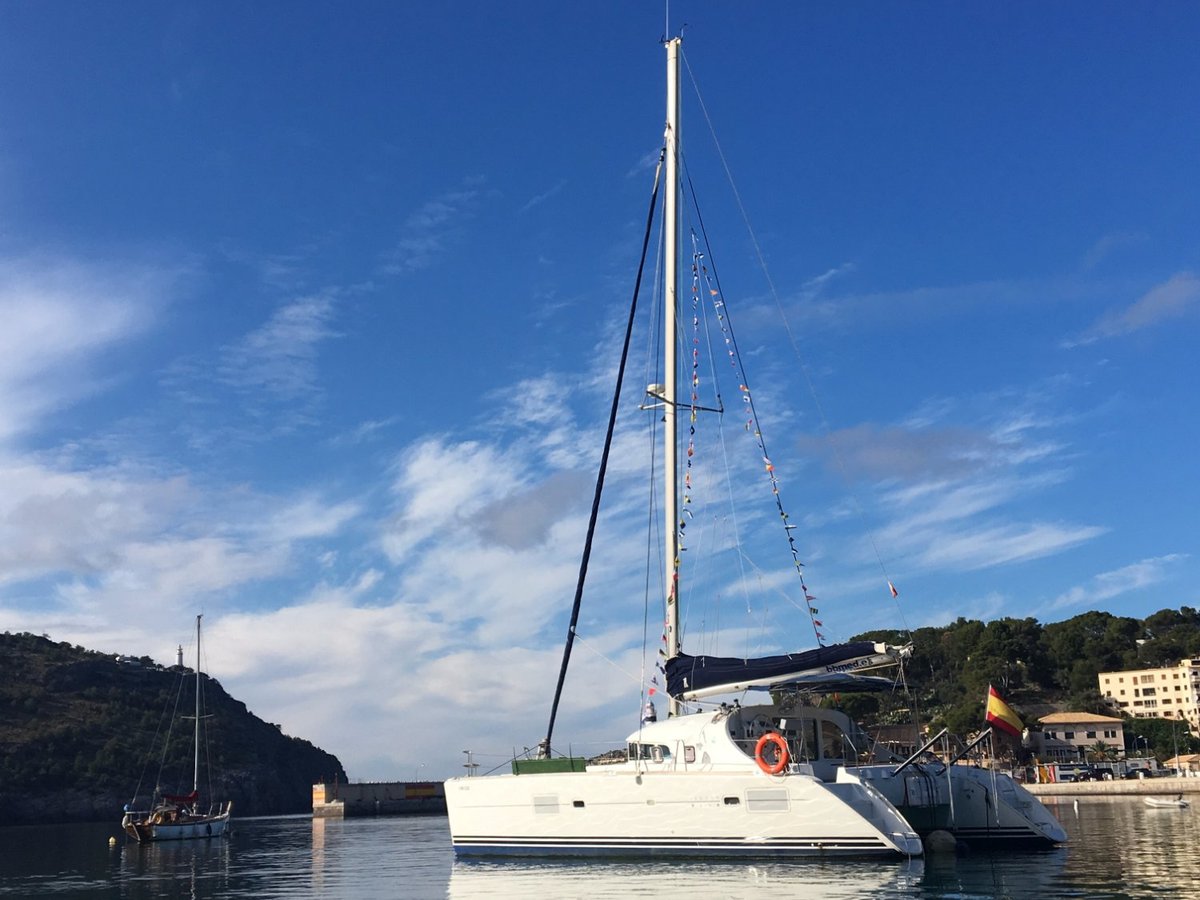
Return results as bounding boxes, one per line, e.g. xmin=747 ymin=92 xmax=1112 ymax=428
xmin=1144 ymin=795 xmax=1189 ymax=809
xmin=121 ymin=615 xmax=232 ymax=842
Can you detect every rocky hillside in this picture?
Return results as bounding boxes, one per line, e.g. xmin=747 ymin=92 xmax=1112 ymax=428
xmin=0 ymin=631 xmax=346 ymax=825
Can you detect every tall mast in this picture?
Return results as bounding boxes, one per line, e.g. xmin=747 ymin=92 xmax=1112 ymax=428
xmin=663 ymin=37 xmax=682 ymax=716
xmin=193 ymin=614 xmax=201 ymax=797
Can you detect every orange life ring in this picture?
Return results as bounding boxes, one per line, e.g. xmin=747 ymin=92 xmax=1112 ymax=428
xmin=755 ymin=732 xmax=789 ymax=775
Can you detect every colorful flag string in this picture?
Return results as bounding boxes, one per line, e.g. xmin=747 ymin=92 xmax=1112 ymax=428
xmin=689 ymin=234 xmax=826 ymax=646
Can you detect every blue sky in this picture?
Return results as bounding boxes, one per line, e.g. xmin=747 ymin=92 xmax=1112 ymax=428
xmin=1 ymin=2 xmax=1197 ymax=779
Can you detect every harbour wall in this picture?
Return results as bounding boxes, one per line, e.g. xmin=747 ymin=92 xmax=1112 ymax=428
xmin=1025 ymin=776 xmax=1200 ymax=797
xmin=312 ymin=781 xmax=446 ymax=817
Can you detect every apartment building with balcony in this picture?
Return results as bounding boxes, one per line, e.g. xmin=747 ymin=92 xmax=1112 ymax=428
xmin=1098 ymin=658 xmax=1200 ymax=736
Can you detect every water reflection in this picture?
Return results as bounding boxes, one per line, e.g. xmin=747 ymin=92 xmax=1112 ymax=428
xmin=6 ymin=800 xmax=1200 ymax=898
xmin=118 ymin=838 xmax=231 ymax=899
xmin=448 ymin=857 xmax=925 ymax=899
xmin=1047 ymin=795 xmax=1200 ymax=898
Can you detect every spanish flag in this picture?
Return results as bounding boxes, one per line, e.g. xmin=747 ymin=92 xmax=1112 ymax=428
xmin=985 ymin=684 xmax=1023 ymax=738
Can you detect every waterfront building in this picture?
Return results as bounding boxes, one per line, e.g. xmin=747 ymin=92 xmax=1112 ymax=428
xmin=1165 ymin=754 xmax=1200 ymax=775
xmin=1036 ymin=712 xmax=1126 ymax=762
xmin=1098 ymin=659 xmax=1200 ymax=736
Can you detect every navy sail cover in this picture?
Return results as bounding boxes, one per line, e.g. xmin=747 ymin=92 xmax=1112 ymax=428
xmin=665 ymin=641 xmax=900 ymax=700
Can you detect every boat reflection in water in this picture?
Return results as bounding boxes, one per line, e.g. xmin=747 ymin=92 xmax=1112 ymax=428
xmin=449 ymin=848 xmax=1071 ymax=900
xmin=117 ymin=832 xmax=232 ymax=895
xmin=448 ymin=857 xmax=925 ymax=899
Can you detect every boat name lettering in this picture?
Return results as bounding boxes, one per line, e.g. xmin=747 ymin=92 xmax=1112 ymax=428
xmin=824 ymin=655 xmax=885 ymax=674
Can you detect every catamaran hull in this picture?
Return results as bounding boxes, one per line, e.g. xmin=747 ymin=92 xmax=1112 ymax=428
xmin=446 ymin=770 xmax=922 ymax=858
xmin=857 ymin=766 xmax=1067 ymax=847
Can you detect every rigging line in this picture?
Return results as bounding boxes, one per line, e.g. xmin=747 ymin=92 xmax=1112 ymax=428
xmin=542 ymin=148 xmax=665 ymax=757
xmin=681 ymin=192 xmax=792 ymax=648
xmin=130 ymin=665 xmax=182 ymax=806
xmin=688 ymin=212 xmax=823 ymax=646
xmin=681 ymin=47 xmax=911 ymax=640
xmin=156 ymin=664 xmax=189 ymax=795
xmin=573 ymin=631 xmax=648 ymax=688
xmin=689 ymin=235 xmax=786 ymax=657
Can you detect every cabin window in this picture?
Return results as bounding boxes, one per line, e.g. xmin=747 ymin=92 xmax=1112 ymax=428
xmin=820 ymin=720 xmax=849 ymax=762
xmin=572 ymin=800 xmax=585 ymax=808
xmin=771 ymin=719 xmax=817 ymax=763
xmin=723 ymin=796 xmax=740 ymax=805
xmin=629 ymin=743 xmax=670 ymax=761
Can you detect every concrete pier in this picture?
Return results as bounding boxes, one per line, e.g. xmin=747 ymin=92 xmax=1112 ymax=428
xmin=1024 ymin=776 xmax=1200 ymax=798
xmin=312 ymin=780 xmax=446 ymax=817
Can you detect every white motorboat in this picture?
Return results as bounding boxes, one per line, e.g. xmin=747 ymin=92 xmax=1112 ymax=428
xmin=1144 ymin=795 xmax=1189 ymax=809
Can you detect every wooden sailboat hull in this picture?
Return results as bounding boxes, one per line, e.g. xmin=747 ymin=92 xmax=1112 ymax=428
xmin=122 ymin=805 xmax=232 ymax=842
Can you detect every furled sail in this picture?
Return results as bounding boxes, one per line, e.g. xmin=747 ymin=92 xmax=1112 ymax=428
xmin=665 ymin=640 xmax=907 ymax=700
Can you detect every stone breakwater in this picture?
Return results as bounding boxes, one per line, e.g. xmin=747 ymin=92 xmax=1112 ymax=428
xmin=1024 ymin=776 xmax=1200 ymax=797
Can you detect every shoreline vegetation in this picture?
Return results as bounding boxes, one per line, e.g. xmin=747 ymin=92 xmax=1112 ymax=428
xmin=0 ymin=631 xmax=345 ymax=826
xmin=848 ymin=606 xmax=1200 ymax=744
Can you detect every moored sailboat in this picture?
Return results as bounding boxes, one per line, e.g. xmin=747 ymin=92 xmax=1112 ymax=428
xmin=121 ymin=615 xmax=232 ymax=843
xmin=443 ymin=33 xmax=922 ymax=860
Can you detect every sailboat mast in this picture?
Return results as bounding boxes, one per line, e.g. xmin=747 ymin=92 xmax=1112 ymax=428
xmin=193 ymin=614 xmax=201 ymax=797
xmin=663 ymin=37 xmax=682 ymax=716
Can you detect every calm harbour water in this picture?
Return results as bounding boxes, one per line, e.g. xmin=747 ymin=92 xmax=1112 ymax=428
xmin=2 ymin=797 xmax=1200 ymax=898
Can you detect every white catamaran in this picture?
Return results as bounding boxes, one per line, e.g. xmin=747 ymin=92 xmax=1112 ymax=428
xmin=122 ymin=615 xmax=232 ymax=842
xmin=443 ymin=35 xmax=924 ymax=859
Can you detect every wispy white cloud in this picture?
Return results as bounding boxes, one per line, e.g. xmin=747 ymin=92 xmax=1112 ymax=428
xmin=1049 ymin=554 xmax=1189 ymax=612
xmin=1065 ymin=272 xmax=1200 ymax=347
xmin=219 ymin=293 xmax=338 ymax=403
xmin=518 ymin=179 xmax=567 ymax=214
xmin=785 ymin=277 xmax=1037 ymax=332
xmin=0 ymin=256 xmax=166 ymax=443
xmin=797 ymin=424 xmax=1005 ymax=481
xmin=328 ymin=416 xmax=400 ymax=448
xmin=917 ymin=520 xmax=1106 ymax=571
xmin=1080 ymin=231 xmax=1148 ymax=272
xmin=800 ymin=263 xmax=855 ymax=296
xmin=161 ymin=292 xmax=340 ymax=444
xmin=379 ymin=184 xmax=484 ymax=275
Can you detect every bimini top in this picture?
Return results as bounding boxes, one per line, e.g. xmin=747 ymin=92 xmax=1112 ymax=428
xmin=665 ymin=640 xmax=906 ymax=701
